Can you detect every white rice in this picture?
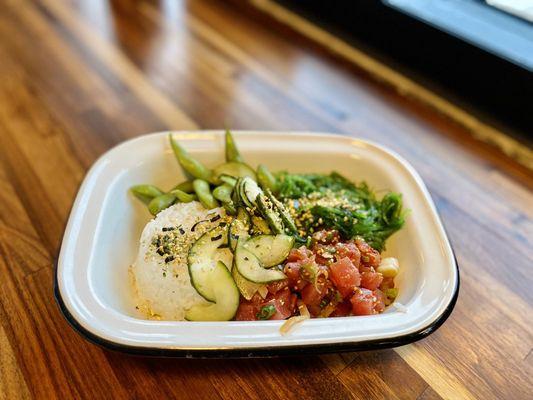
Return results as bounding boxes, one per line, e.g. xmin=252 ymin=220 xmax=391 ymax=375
xmin=130 ymin=201 xmax=232 ymax=320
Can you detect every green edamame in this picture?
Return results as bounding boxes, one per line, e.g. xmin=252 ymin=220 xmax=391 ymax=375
xmin=193 ymin=179 xmax=219 ymax=209
xmin=171 ymin=181 xmax=194 ymax=193
xmin=170 ymin=189 xmax=197 ymax=203
xmin=218 ymin=175 xmax=237 ymax=187
xmin=212 ymin=184 xmax=233 ymax=203
xmin=148 ymin=193 xmax=176 ymax=215
xmin=169 ymin=134 xmax=213 ymax=181
xmin=130 ymin=185 xmax=165 ymax=205
xmin=225 ymin=129 xmax=243 ymax=163
xmin=257 ymin=164 xmax=277 ymax=193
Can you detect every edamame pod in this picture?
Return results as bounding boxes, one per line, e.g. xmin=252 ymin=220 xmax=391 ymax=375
xmin=169 ymin=134 xmax=213 ymax=181
xmin=148 ymin=193 xmax=176 ymax=215
xmin=212 ymin=184 xmax=233 ymax=203
xmin=219 ymin=175 xmax=237 ymax=187
xmin=193 ymin=179 xmax=219 ymax=209
xmin=130 ymin=185 xmax=165 ymax=205
xmin=225 ymin=129 xmax=243 ymax=163
xmin=257 ymin=164 xmax=278 ymax=193
xmin=171 ymin=181 xmax=194 ymax=193
xmin=170 ymin=189 xmax=197 ymax=203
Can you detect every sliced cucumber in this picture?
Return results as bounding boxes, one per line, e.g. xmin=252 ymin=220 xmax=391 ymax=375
xmin=244 ymin=234 xmax=295 ymax=268
xmin=251 ymin=215 xmax=271 ymax=234
xmin=241 ymin=177 xmax=262 ymax=208
xmin=232 ymin=177 xmax=252 ymax=208
xmin=188 ymin=225 xmax=228 ymax=301
xmin=212 ymin=162 xmax=256 ymax=185
xmin=232 ymin=263 xmax=263 ymax=300
xmin=265 ymin=189 xmax=298 ymax=234
xmin=234 ymin=243 xmax=286 ymax=283
xmin=237 ymin=206 xmax=250 ymax=222
xmin=231 ymin=178 xmax=242 ymax=205
xmin=185 ymin=261 xmax=239 ymax=321
xmin=228 ymin=207 xmax=250 ymax=251
xmin=223 ymin=201 xmax=237 ymax=216
xmin=256 ymin=193 xmax=284 ymax=234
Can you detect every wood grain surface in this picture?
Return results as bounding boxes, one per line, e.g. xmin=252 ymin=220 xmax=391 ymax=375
xmin=0 ymin=1 xmax=531 ymax=399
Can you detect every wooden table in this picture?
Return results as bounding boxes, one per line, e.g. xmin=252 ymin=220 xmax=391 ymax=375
xmin=0 ymin=1 xmax=531 ymax=399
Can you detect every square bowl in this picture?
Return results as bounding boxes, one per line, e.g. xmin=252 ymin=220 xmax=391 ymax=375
xmin=55 ymin=131 xmax=459 ymax=357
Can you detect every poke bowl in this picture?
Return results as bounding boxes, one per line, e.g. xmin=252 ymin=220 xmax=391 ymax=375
xmin=55 ymin=130 xmax=459 ymax=357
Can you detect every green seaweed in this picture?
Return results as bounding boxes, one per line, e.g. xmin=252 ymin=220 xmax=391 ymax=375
xmin=276 ymin=172 xmax=407 ymax=251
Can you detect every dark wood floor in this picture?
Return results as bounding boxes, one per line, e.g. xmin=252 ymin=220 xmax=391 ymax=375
xmin=0 ymin=1 xmax=531 ymax=399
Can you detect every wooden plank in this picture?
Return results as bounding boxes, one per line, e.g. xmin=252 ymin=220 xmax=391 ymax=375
xmin=204 ymin=357 xmax=356 ymax=400
xmin=0 ymin=159 xmax=51 ymax=278
xmin=0 ymin=265 xmax=131 ymax=400
xmin=0 ymin=326 xmax=32 ymax=400
xmin=417 ymin=387 xmax=444 ymax=400
xmin=38 ymin=0 xmax=197 ymax=131
xmin=0 ymin=0 xmax=167 ymax=148
xmin=104 ymin=353 xmax=224 ymax=400
xmin=337 ymin=350 xmax=433 ymax=400
xmin=395 ymin=345 xmax=477 ymax=400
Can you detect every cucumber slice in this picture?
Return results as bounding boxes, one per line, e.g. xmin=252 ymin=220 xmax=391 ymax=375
xmin=231 ymin=177 xmax=245 ymax=207
xmin=188 ymin=225 xmax=228 ymax=301
xmin=241 ymin=177 xmax=262 ymax=208
xmin=223 ymin=201 xmax=237 ymax=216
xmin=234 ymin=243 xmax=286 ymax=283
xmin=244 ymin=234 xmax=295 ymax=267
xmin=251 ymin=216 xmax=271 ymax=234
xmin=256 ymin=194 xmax=284 ymax=234
xmin=213 ymin=162 xmax=256 ymax=184
xmin=232 ymin=263 xmax=263 ymax=300
xmin=232 ymin=177 xmax=253 ymax=208
xmin=185 ymin=261 xmax=239 ymax=321
xmin=228 ymin=207 xmax=250 ymax=251
xmin=265 ymin=189 xmax=298 ymax=234
xmin=237 ymin=206 xmax=250 ymax=222
xmin=231 ymin=178 xmax=242 ymax=205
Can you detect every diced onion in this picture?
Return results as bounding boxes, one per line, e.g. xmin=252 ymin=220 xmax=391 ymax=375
xmin=280 ymin=301 xmax=310 ymax=335
xmin=298 ymin=302 xmax=310 ymax=318
xmin=316 ymin=268 xmax=329 ymax=281
xmin=377 ymin=257 xmax=400 ymax=278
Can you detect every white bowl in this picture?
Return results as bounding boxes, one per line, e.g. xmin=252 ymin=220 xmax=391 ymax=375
xmin=55 ymin=131 xmax=459 ymax=357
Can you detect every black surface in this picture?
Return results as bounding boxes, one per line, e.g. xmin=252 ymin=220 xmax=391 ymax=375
xmin=275 ymin=0 xmax=533 ymax=142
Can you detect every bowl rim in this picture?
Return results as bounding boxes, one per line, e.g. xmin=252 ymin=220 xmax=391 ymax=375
xmin=54 ymin=260 xmax=459 ymax=358
xmin=54 ymin=130 xmax=460 ymax=358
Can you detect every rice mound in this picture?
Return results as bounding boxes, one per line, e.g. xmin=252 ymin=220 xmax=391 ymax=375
xmin=130 ymin=201 xmax=232 ymax=320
